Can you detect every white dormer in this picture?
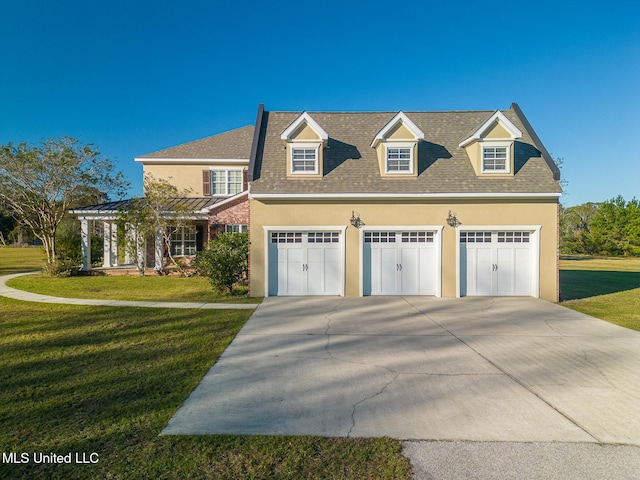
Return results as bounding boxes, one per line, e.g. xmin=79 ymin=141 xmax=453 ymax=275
xmin=371 ymin=112 xmax=424 ymax=177
xmin=459 ymin=111 xmax=522 ymax=176
xmin=281 ymin=112 xmax=328 ymax=178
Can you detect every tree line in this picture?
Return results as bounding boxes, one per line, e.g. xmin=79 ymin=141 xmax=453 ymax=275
xmin=561 ymin=196 xmax=640 ymax=256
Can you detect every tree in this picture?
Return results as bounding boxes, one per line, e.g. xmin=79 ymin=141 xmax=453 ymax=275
xmin=0 ymin=137 xmax=128 ymax=271
xmin=116 ymin=174 xmax=194 ymax=275
xmin=559 ymin=202 xmax=599 ymax=254
xmin=195 ymin=232 xmax=249 ymax=294
xmin=590 ymin=196 xmax=640 ymax=256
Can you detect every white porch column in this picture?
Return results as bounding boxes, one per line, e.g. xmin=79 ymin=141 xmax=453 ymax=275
xmin=154 ymin=230 xmax=163 ymax=271
xmin=124 ymin=224 xmax=134 ymax=265
xmin=80 ymin=219 xmax=91 ymax=271
xmin=103 ymin=221 xmax=112 ymax=268
xmin=110 ymin=222 xmax=119 ymax=267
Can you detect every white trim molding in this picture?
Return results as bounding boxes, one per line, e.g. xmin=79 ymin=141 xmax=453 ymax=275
xmin=371 ymin=111 xmax=425 ymax=148
xmin=250 ymin=192 xmax=562 ymax=200
xmin=281 ymin=112 xmax=329 ymax=143
xmin=135 ymin=158 xmax=249 ymax=164
xmin=459 ymin=110 xmax=523 ymax=148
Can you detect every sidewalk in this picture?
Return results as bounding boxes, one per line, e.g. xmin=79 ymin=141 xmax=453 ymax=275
xmin=0 ymin=272 xmax=258 ymax=309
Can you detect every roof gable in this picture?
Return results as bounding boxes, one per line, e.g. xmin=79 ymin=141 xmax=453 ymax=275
xmin=280 ymin=112 xmax=328 ymax=143
xmin=371 ymin=111 xmax=425 ymax=148
xmin=458 ymin=111 xmax=522 ymax=147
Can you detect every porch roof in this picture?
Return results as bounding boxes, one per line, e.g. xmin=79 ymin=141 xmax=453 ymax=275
xmin=71 ymin=197 xmax=222 ymax=219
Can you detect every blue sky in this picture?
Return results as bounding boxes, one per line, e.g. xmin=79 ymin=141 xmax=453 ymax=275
xmin=1 ymin=0 xmax=638 ymax=206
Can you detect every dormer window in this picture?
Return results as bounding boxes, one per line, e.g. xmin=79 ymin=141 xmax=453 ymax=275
xmin=371 ymin=112 xmax=424 ymax=178
xmin=292 ymin=146 xmax=319 ymax=173
xmin=386 ymin=146 xmax=413 ymax=173
xmin=459 ymin=110 xmax=522 ymax=177
xmin=281 ymin=112 xmax=328 ymax=178
xmin=482 ymin=144 xmax=509 ymax=173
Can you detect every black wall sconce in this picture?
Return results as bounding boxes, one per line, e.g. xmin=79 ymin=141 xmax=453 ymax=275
xmin=350 ymin=211 xmax=364 ymax=228
xmin=446 ymin=210 xmax=461 ymax=228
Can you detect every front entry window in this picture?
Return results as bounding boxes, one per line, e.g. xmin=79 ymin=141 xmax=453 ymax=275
xmin=171 ymin=227 xmax=197 ymax=256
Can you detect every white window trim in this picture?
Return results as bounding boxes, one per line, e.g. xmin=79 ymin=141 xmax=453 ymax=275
xmin=481 ymin=141 xmax=512 ymax=174
xmin=171 ymin=226 xmax=197 ymax=257
xmin=225 ymin=224 xmax=248 ymax=233
xmin=210 ymin=168 xmax=244 ymax=196
xmin=290 ymin=143 xmax=320 ymax=175
xmin=384 ymin=142 xmax=415 ymax=174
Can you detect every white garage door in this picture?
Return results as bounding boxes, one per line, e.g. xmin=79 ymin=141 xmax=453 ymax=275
xmin=268 ymin=231 xmax=342 ymax=296
xmin=363 ymin=231 xmax=437 ymax=295
xmin=460 ymin=231 xmax=532 ymax=296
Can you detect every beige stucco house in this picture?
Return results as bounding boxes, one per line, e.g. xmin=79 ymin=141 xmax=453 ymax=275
xmin=72 ymin=103 xmax=562 ymax=301
xmin=247 ymin=104 xmax=562 ymax=301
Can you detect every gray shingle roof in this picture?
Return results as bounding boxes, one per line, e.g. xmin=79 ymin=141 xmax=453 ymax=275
xmin=251 ymin=108 xmax=562 ymax=195
xmin=138 ymin=125 xmax=254 ymax=159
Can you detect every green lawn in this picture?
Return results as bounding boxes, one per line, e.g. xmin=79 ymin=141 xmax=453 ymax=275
xmin=560 ymin=256 xmax=640 ymax=331
xmin=7 ymin=274 xmax=261 ymax=304
xmin=0 ymin=246 xmax=46 ymax=273
xmin=0 ymin=247 xmax=412 ymax=479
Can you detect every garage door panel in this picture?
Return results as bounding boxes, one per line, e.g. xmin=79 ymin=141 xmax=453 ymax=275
xmin=269 ymin=231 xmax=342 ymax=296
xmin=474 ymin=248 xmax=493 ymax=295
xmin=380 ymin=247 xmax=398 ymax=294
xmin=461 ymin=231 xmax=533 ymax=297
xmin=364 ymin=230 xmax=437 ymax=296
xmin=514 ymin=248 xmax=531 ymax=295
xmin=285 ymin=248 xmax=304 ymax=295
xmin=419 ymin=247 xmax=435 ymax=294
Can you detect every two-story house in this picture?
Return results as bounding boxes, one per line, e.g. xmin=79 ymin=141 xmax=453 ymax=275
xmin=73 ymin=103 xmax=562 ymax=301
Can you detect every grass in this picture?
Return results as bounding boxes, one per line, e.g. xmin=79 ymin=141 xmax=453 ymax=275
xmin=7 ymin=274 xmax=261 ymax=304
xmin=0 ymin=247 xmax=412 ymax=479
xmin=560 ymin=255 xmax=640 ymax=331
xmin=0 ymin=246 xmax=46 ymax=274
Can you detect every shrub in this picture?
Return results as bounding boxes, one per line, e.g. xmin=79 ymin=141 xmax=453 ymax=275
xmin=195 ymin=232 xmax=248 ymax=294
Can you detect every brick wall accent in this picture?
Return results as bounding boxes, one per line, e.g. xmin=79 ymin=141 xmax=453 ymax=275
xmin=209 ymin=197 xmax=249 ymax=226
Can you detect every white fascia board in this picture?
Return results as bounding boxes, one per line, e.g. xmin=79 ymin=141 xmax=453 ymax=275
xmin=280 ymin=112 xmax=329 ymax=142
xmin=250 ymin=192 xmax=562 ymax=200
xmin=458 ymin=111 xmax=523 ymax=148
xmin=134 ymin=158 xmax=249 ymax=164
xmin=370 ymin=111 xmax=425 ymax=148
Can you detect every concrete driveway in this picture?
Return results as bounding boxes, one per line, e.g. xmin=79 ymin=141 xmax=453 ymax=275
xmin=163 ymin=296 xmax=640 ymax=445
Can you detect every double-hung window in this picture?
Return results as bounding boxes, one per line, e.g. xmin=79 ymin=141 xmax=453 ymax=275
xmin=386 ymin=146 xmax=413 ymax=173
xmin=210 ymin=170 xmax=243 ymax=195
xmin=482 ymin=145 xmax=509 ymax=173
xmin=291 ymin=147 xmax=318 ymax=173
xmin=171 ymin=227 xmax=197 ymax=256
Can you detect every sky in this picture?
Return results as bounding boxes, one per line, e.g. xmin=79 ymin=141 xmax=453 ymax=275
xmin=1 ymin=0 xmax=638 ymax=206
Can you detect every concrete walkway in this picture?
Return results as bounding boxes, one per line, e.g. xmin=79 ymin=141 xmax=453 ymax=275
xmin=0 ymin=272 xmax=257 ymax=309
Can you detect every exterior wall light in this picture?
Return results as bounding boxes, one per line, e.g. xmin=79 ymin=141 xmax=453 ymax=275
xmin=350 ymin=211 xmax=364 ymax=228
xmin=446 ymin=210 xmax=461 ymax=227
